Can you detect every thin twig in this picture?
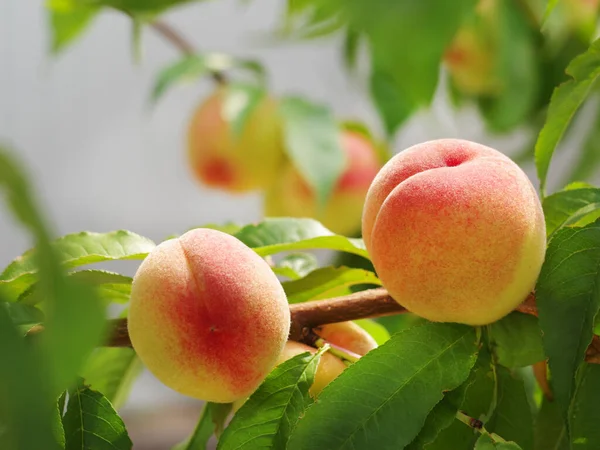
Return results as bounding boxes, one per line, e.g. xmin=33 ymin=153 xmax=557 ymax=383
xmin=150 ymin=20 xmax=227 ymax=85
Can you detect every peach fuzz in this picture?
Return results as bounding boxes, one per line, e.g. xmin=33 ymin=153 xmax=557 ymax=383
xmin=127 ymin=228 xmax=290 ymax=403
xmin=362 ymin=139 xmax=546 ymax=325
xmin=187 ymin=87 xmax=283 ymax=193
xmin=265 ymin=130 xmax=381 ymax=236
xmin=314 ymin=321 xmax=378 ymax=356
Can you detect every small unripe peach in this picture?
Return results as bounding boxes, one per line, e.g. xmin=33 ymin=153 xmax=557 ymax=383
xmin=264 ymin=131 xmax=381 ymax=235
xmin=187 ymin=88 xmax=284 ymax=193
xmin=362 ymin=139 xmax=546 ymax=325
xmin=314 ymin=321 xmax=377 ymax=356
xmin=128 ymin=228 xmax=290 ymax=403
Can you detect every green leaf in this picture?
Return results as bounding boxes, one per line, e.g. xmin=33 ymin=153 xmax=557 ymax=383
xmin=151 ymin=54 xmax=264 ymax=104
xmin=80 ymin=0 xmax=196 ymax=15
xmin=353 ymin=0 xmax=477 ymax=135
xmin=223 ymin=83 xmax=266 ymax=137
xmin=536 ymin=218 xmax=600 ymax=421
xmin=172 ymin=403 xmax=230 ymax=450
xmin=478 ymin=0 xmax=538 ymax=132
xmin=342 ymin=28 xmax=362 ymax=72
xmin=0 ymin=230 xmax=154 ymax=301
xmin=534 ymin=397 xmax=568 ymax=450
xmin=272 ymin=252 xmax=318 ymax=280
xmin=2 ymin=302 xmax=44 ymax=325
xmin=426 ymin=351 xmax=495 ymax=450
xmin=279 ymin=96 xmax=346 ymax=208
xmin=21 ymin=270 xmax=132 ymax=305
xmin=47 ymin=0 xmax=99 ymax=54
xmin=569 ymin=363 xmax=600 ymax=449
xmin=218 ymin=349 xmax=325 ymax=450
xmin=475 ymin=433 xmax=523 ymax=449
xmin=564 ymin=109 xmax=600 ymax=185
xmin=287 ymin=323 xmax=479 ymax=450
xmin=52 ymin=400 xmax=66 ymax=449
xmin=0 ymin=299 xmax=58 ymax=449
xmin=0 ymin=146 xmax=106 ymax=395
xmin=63 ymin=380 xmax=132 ymax=449
xmin=535 ymin=38 xmax=600 ymax=195
xmin=354 ymin=319 xmax=390 ymax=345
xmin=81 ymin=348 xmax=142 ymax=410
xmin=543 ymin=187 xmax=600 ymax=238
xmin=406 ymin=372 xmax=473 ymax=450
xmin=487 ymin=367 xmax=534 ymax=450
xmin=489 ymin=312 xmax=544 ymax=368
xmin=369 ymin=68 xmax=416 ymax=136
xmin=235 ymin=218 xmax=369 ymax=258
xmin=282 ymin=266 xmax=381 ymax=303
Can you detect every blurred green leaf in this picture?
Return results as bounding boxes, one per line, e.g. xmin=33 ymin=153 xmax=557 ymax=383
xmin=342 ymin=28 xmax=362 ymax=72
xmin=2 ymin=301 xmax=44 ymax=325
xmin=288 ymin=323 xmax=479 ymax=449
xmin=0 ymin=230 xmax=154 ymax=301
xmin=21 ymin=270 xmax=132 ymax=305
xmin=52 ymin=400 xmax=66 ymax=449
xmin=151 ymin=54 xmax=264 ymax=104
xmin=535 ymin=38 xmax=600 ymax=195
xmin=487 ymin=367 xmax=534 ymax=450
xmin=235 ymin=218 xmax=369 ymax=258
xmin=352 ymin=0 xmax=477 ymax=135
xmin=354 ymin=319 xmax=390 ymax=345
xmin=63 ymin=379 xmax=132 ymax=449
xmin=282 ymin=266 xmax=381 ymax=303
xmin=81 ymin=0 xmax=196 ymax=15
xmin=272 ymin=252 xmax=318 ymax=280
xmin=565 ymin=107 xmax=600 ymax=185
xmin=569 ymin=363 xmax=600 ymax=449
xmin=218 ymin=349 xmax=324 ymax=450
xmin=279 ymin=96 xmax=346 ymax=208
xmin=543 ymin=187 xmax=600 ymax=238
xmin=536 ymin=218 xmax=600 ymax=422
xmin=475 ymin=433 xmax=523 ymax=449
xmin=0 ymin=146 xmax=106 ymax=395
xmin=478 ymin=0 xmax=538 ymax=132
xmin=81 ymin=348 xmax=142 ymax=410
xmin=223 ymin=83 xmax=266 ymax=137
xmin=47 ymin=0 xmax=99 ymax=54
xmin=0 ymin=300 xmax=58 ymax=449
xmin=534 ymin=397 xmax=568 ymax=450
xmin=489 ymin=312 xmax=544 ymax=368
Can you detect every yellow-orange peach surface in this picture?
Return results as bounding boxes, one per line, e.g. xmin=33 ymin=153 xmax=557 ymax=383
xmin=265 ymin=131 xmax=381 ymax=235
xmin=128 ymin=228 xmax=290 ymax=403
xmin=187 ymin=88 xmax=283 ymax=193
xmin=314 ymin=321 xmax=377 ymax=356
xmin=362 ymin=139 xmax=546 ymax=325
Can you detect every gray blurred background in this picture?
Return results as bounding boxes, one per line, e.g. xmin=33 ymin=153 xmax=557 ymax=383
xmin=1 ymin=0 xmax=598 ymax=448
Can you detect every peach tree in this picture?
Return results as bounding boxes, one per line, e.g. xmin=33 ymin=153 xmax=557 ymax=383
xmin=2 ymin=0 xmax=600 ymax=449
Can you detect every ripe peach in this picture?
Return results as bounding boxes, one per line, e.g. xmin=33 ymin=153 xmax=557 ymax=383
xmin=187 ymin=87 xmax=284 ymax=193
xmin=314 ymin=321 xmax=377 ymax=356
xmin=362 ymin=139 xmax=546 ymax=325
xmin=128 ymin=228 xmax=290 ymax=403
xmin=264 ymin=130 xmax=381 ymax=235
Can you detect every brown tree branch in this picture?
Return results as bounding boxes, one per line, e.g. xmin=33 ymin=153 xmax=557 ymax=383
xmin=25 ymin=287 xmax=600 ymax=364
xmin=150 ymin=20 xmax=227 ymax=85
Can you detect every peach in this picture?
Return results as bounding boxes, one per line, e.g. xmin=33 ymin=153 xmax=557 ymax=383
xmin=264 ymin=130 xmax=381 ymax=235
xmin=362 ymin=139 xmax=546 ymax=325
xmin=187 ymin=87 xmax=284 ymax=193
xmin=313 ymin=321 xmax=377 ymax=356
xmin=127 ymin=228 xmax=290 ymax=403
xmin=443 ymin=1 xmax=500 ymax=96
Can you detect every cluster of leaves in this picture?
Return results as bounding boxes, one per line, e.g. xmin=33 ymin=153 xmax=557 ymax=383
xmin=46 ymin=0 xmax=600 ymax=186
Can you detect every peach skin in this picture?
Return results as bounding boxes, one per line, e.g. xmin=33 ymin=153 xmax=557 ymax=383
xmin=362 ymin=139 xmax=546 ymax=325
xmin=128 ymin=228 xmax=290 ymax=403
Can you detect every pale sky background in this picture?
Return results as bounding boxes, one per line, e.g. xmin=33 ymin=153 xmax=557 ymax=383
xmin=1 ymin=1 xmax=598 ymax=448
